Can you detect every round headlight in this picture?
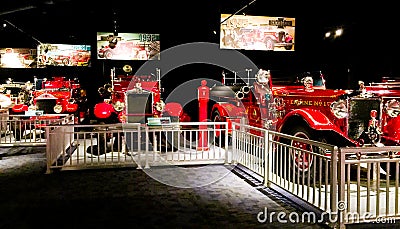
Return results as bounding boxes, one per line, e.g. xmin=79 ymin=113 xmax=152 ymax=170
xmin=54 ymin=104 xmax=63 ymax=113
xmin=113 ymin=101 xmax=125 ymax=112
xmin=155 ymin=101 xmax=165 ymax=112
xmin=330 ymin=100 xmax=348 ymax=118
xmin=385 ymin=99 xmax=400 ymax=118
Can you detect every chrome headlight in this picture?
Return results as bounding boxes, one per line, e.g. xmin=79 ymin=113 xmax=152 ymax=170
xmin=155 ymin=101 xmax=165 ymax=112
xmin=330 ymin=100 xmax=348 ymax=118
xmin=113 ymin=101 xmax=125 ymax=112
xmin=54 ymin=104 xmax=63 ymax=113
xmin=385 ymin=99 xmax=400 ymax=118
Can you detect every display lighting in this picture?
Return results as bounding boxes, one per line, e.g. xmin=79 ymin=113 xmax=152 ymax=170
xmin=324 ymin=28 xmax=343 ymax=39
xmin=335 ymin=28 xmax=343 ymax=37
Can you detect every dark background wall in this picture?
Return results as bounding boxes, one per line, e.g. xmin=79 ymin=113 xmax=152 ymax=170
xmin=0 ymin=0 xmax=397 ymax=100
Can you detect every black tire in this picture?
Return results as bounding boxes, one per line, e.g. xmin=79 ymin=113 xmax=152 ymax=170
xmin=284 ymin=40 xmax=293 ymax=50
xmin=104 ymin=50 xmax=113 ymax=59
xmin=211 ymin=110 xmax=230 ymax=147
xmin=279 ymin=125 xmax=317 ymax=184
xmin=62 ymin=58 xmax=70 ymax=66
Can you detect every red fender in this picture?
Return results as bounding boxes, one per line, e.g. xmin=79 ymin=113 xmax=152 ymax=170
xmin=278 ymin=108 xmax=358 ymax=145
xmin=94 ymin=102 xmax=114 ymax=119
xmin=211 ymin=103 xmax=246 ymax=134
xmin=383 ymin=116 xmax=400 ymax=143
xmin=65 ymin=103 xmax=78 ymax=113
xmin=212 ymin=102 xmax=245 ymax=119
xmin=163 ymin=102 xmax=183 ymax=117
xmin=11 ymin=104 xmax=29 ymax=113
xmin=279 ymin=108 xmax=339 ymax=131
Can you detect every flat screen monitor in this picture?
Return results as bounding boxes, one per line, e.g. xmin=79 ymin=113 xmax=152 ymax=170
xmin=220 ymin=14 xmax=295 ymax=51
xmin=96 ymin=32 xmax=160 ymax=60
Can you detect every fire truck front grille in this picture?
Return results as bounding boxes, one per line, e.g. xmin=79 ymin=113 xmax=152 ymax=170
xmin=126 ymin=92 xmax=153 ymax=124
xmin=347 ymin=97 xmax=381 ymax=140
xmin=36 ymin=99 xmax=57 ymax=114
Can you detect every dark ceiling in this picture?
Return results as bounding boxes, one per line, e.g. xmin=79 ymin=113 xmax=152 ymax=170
xmin=1 ymin=1 xmax=393 ymax=47
xmin=0 ymin=0 xmax=371 ymax=47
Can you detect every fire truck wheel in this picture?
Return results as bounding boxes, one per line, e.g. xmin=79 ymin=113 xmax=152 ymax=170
xmin=280 ymin=125 xmax=317 ymax=184
xmin=211 ymin=110 xmax=231 ymax=147
xmin=104 ymin=50 xmax=113 ymax=59
xmin=265 ymin=38 xmax=274 ymax=51
xmin=380 ymin=161 xmax=398 ymax=180
xmin=284 ymin=43 xmax=293 ymax=50
xmin=62 ymin=58 xmax=70 ymax=66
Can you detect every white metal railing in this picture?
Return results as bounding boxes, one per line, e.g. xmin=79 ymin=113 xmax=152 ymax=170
xmin=231 ymin=121 xmax=400 ymax=228
xmin=45 ymin=121 xmax=229 ymax=173
xmin=232 ymin=122 xmax=338 ymax=215
xmin=0 ymin=113 xmax=74 ymax=147
xmin=43 ymin=119 xmax=400 ymax=228
xmin=337 ymin=147 xmax=400 ymax=228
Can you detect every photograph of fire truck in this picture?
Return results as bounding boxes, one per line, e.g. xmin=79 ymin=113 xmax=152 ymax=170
xmin=97 ymin=32 xmax=160 ymax=60
xmin=36 ymin=43 xmax=91 ymax=67
xmin=0 ymin=48 xmax=37 ymax=68
xmin=220 ymin=14 xmax=295 ymax=51
xmin=208 ymin=68 xmax=400 ymax=178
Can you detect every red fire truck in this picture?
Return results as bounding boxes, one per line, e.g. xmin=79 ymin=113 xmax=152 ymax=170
xmin=93 ymin=65 xmax=190 ymax=124
xmin=90 ymin=65 xmax=190 ymax=154
xmin=209 ymin=69 xmax=400 ymax=178
xmin=10 ymin=76 xmax=88 ymax=123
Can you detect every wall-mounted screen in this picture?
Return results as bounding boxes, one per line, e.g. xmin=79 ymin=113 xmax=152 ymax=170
xmin=0 ymin=48 xmax=37 ymax=68
xmin=220 ymin=14 xmax=295 ymax=51
xmin=37 ymin=44 xmax=91 ymax=67
xmin=96 ymin=32 xmax=160 ymax=60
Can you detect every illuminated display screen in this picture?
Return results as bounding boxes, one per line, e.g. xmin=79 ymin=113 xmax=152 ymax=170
xmin=220 ymin=14 xmax=295 ymax=51
xmin=0 ymin=48 xmax=37 ymax=68
xmin=37 ymin=44 xmax=91 ymax=67
xmin=96 ymin=32 xmax=160 ymax=60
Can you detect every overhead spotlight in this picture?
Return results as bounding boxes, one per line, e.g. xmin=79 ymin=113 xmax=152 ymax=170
xmin=325 ymin=31 xmax=331 ymax=38
xmin=2 ymin=23 xmax=6 ymax=28
xmin=335 ymin=28 xmax=343 ymax=37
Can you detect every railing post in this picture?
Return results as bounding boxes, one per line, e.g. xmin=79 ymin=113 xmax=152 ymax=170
xmin=144 ymin=125 xmax=150 ymax=169
xmin=264 ymin=129 xmax=270 ymax=187
xmin=232 ymin=122 xmax=237 ymax=164
xmin=45 ymin=126 xmax=52 ymax=174
xmin=224 ymin=122 xmax=229 ymax=164
xmin=330 ymin=146 xmax=338 ymax=227
xmin=337 ymin=147 xmax=346 ymax=229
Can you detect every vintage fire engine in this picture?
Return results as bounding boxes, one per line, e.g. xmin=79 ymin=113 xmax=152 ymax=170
xmin=93 ymin=65 xmax=189 ymax=124
xmin=0 ymin=78 xmax=33 ymax=108
xmin=209 ymin=69 xmax=400 ymax=177
xmin=90 ymin=65 xmax=190 ymax=154
xmin=10 ymin=76 xmax=88 ymax=123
